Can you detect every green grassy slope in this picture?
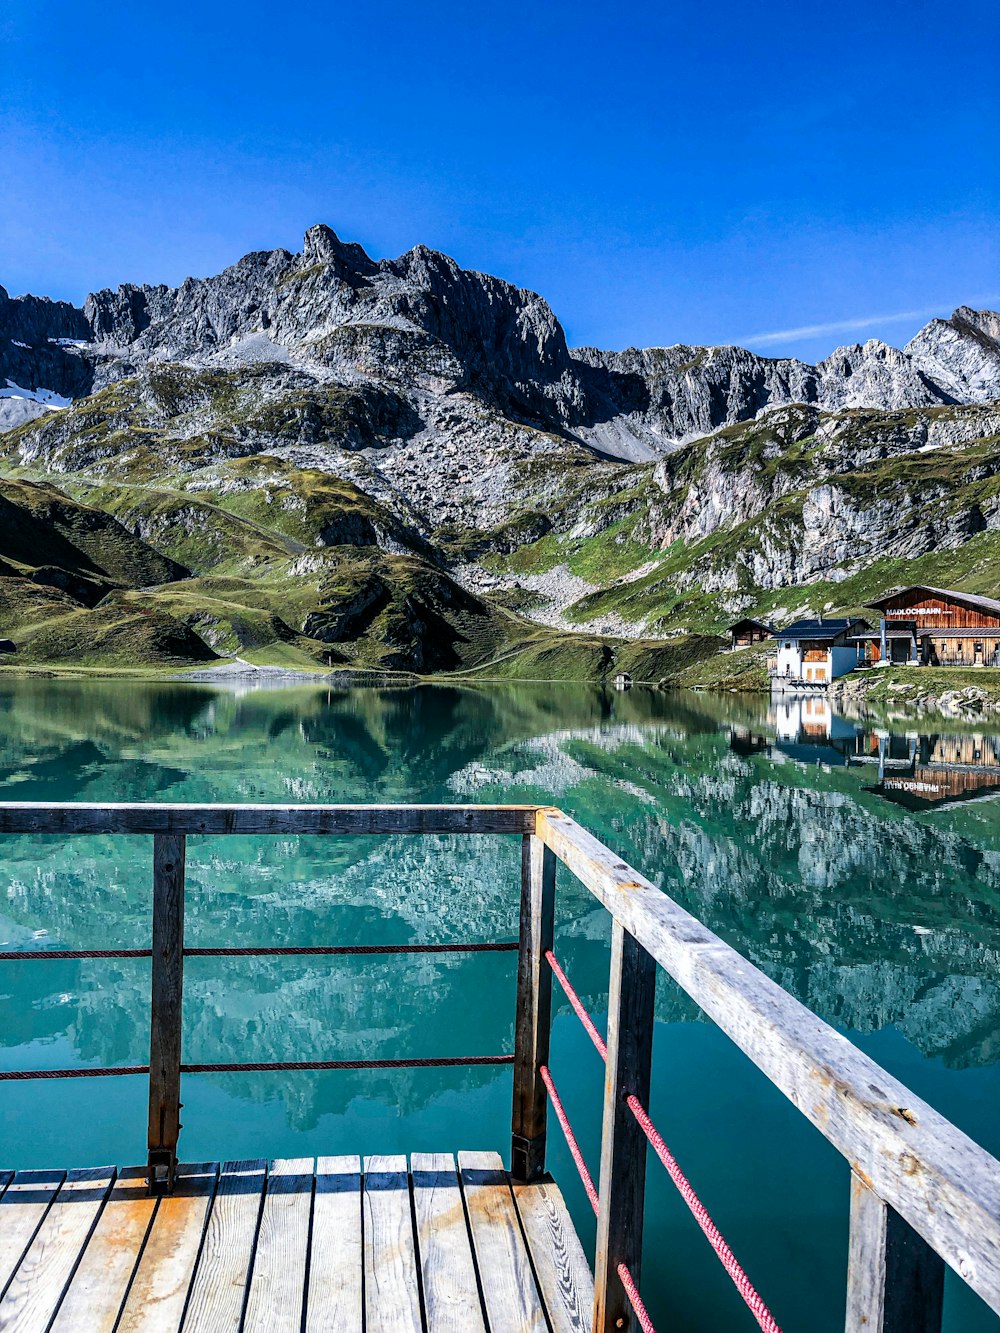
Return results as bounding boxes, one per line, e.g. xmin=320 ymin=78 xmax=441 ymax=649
xmin=2 ymin=368 xmax=999 ymax=678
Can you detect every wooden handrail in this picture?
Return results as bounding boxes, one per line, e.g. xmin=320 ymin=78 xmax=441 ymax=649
xmin=533 ymin=805 xmax=1000 ymax=1323
xmin=0 ymin=802 xmax=537 ymax=835
xmin=1 ymin=799 xmax=998 ymax=1327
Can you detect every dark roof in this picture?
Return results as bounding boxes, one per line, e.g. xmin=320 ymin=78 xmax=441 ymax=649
xmin=849 ymin=629 xmax=920 ymax=640
xmin=771 ymin=618 xmax=867 ymax=640
xmin=727 ymin=617 xmax=773 ymax=633
xmin=865 ymin=585 xmax=1000 ymax=616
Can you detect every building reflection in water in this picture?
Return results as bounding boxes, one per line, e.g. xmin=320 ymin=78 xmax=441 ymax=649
xmin=735 ymin=695 xmax=1000 ymax=811
xmin=859 ymin=731 xmax=1000 ymax=810
xmin=757 ymin=696 xmax=864 ymax=767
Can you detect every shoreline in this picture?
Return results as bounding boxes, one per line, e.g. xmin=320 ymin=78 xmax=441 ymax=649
xmin=7 ymin=656 xmax=1000 ymax=728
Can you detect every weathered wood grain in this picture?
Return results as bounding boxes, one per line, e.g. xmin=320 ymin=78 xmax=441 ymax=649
xmin=536 ymin=806 xmax=1000 ymax=1314
xmin=242 ymin=1158 xmax=313 ymax=1333
xmin=0 ymin=1170 xmax=65 ymax=1296
xmin=363 ymin=1155 xmax=422 ymax=1333
xmin=593 ymin=922 xmax=656 ymax=1333
xmin=0 ymin=803 xmax=536 ymax=836
xmin=411 ymin=1153 xmax=486 ymax=1333
xmin=512 ymin=834 xmax=556 ymax=1183
xmin=305 ymin=1156 xmax=362 ymax=1333
xmin=115 ymin=1162 xmax=217 ymax=1333
xmin=0 ymin=1166 xmax=114 ymax=1333
xmin=50 ymin=1167 xmax=156 ymax=1333
xmin=184 ymin=1159 xmax=266 ymax=1332
xmin=458 ymin=1151 xmax=547 ymax=1333
xmin=512 ymin=1175 xmax=594 ymax=1333
xmin=148 ymin=833 xmax=186 ymax=1192
xmin=846 ymin=1171 xmax=945 ymax=1333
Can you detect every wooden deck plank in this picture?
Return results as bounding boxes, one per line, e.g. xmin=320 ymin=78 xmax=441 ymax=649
xmin=458 ymin=1151 xmax=547 ymax=1333
xmin=50 ymin=1168 xmax=157 ymax=1333
xmin=242 ymin=1158 xmax=313 ymax=1333
xmin=512 ymin=1176 xmax=594 ymax=1333
xmin=183 ymin=1159 xmax=266 ymax=1332
xmin=305 ymin=1157 xmax=362 ymax=1333
xmin=0 ymin=1171 xmax=66 ymax=1298
xmin=411 ymin=1153 xmax=486 ymax=1333
xmin=363 ymin=1155 xmax=422 ymax=1333
xmin=0 ymin=1149 xmax=593 ymax=1333
xmin=116 ymin=1162 xmax=218 ymax=1333
xmin=0 ymin=1166 xmax=115 ymax=1333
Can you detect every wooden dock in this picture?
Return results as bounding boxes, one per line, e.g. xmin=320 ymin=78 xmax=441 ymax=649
xmin=0 ymin=1152 xmax=591 ymax=1332
xmin=2 ymin=800 xmax=1000 ymax=1331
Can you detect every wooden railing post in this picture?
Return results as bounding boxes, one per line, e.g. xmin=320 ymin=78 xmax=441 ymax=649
xmin=147 ymin=832 xmax=186 ymax=1195
xmin=593 ymin=920 xmax=656 ymax=1333
xmin=846 ymin=1171 xmax=944 ymax=1333
xmin=511 ymin=832 xmax=556 ymax=1182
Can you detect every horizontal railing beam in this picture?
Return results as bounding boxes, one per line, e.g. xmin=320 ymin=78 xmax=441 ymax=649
xmin=0 ymin=803 xmax=537 ymax=836
xmin=534 ymin=806 xmax=1000 ymax=1315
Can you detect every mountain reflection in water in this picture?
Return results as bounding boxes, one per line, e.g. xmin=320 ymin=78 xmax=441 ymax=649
xmin=1 ymin=678 xmax=999 ymax=1331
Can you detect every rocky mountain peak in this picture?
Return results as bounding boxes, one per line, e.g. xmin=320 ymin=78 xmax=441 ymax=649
xmin=301 ymin=223 xmax=378 ymax=277
xmin=905 ymin=305 xmax=1000 ymax=405
xmin=2 ymin=231 xmax=999 ymax=461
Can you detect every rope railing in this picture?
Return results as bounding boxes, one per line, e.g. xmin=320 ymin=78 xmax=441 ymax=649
xmin=0 ymin=941 xmax=518 ymax=962
xmin=539 ymin=1063 xmax=599 ymax=1213
xmin=0 ymin=940 xmax=519 ymax=1082
xmin=539 ymin=1062 xmax=650 ymax=1332
xmin=544 ymin=948 xmax=783 ymax=1333
xmin=0 ymin=1053 xmax=515 ymax=1081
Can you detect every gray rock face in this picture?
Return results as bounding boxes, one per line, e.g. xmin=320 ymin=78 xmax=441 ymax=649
xmin=905 ymin=307 xmax=1000 ymax=404
xmin=5 ymin=227 xmax=998 ymax=464
xmin=0 ymin=285 xmax=94 ymax=408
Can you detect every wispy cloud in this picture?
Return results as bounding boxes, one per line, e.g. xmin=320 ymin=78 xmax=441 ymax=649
xmin=738 ymin=296 xmax=1000 ymax=349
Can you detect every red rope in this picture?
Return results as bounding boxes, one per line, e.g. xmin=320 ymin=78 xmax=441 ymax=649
xmin=185 ymin=943 xmax=519 ymax=956
xmin=618 ymin=1263 xmax=657 ymax=1333
xmin=0 ymin=1066 xmax=148 ymax=1079
xmin=539 ymin=1065 xmax=600 ymax=1214
xmin=539 ymin=1055 xmax=654 ymax=1333
xmin=0 ymin=950 xmax=151 ymax=961
xmin=627 ymin=1096 xmax=781 ymax=1333
xmin=0 ymin=1055 xmax=513 ymax=1080
xmin=0 ymin=942 xmax=518 ymax=962
xmin=182 ymin=1055 xmax=513 ymax=1073
xmin=545 ymin=951 xmax=607 ymax=1059
xmin=544 ymin=949 xmax=781 ymax=1333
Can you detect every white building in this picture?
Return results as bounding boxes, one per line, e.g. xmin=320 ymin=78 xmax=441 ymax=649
xmin=769 ymin=617 xmax=870 ymax=688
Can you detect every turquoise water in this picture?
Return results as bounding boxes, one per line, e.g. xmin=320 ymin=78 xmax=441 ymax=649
xmin=1 ymin=678 xmax=999 ymax=1330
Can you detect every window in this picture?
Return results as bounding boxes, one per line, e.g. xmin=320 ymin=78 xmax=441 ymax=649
xmin=784 ymin=642 xmax=791 ymax=650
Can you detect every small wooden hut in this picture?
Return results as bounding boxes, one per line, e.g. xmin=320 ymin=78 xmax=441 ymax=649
xmin=726 ymin=617 xmax=773 ymax=650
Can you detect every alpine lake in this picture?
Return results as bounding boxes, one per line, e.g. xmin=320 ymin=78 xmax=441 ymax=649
xmin=2 ymin=675 xmax=999 ymax=1332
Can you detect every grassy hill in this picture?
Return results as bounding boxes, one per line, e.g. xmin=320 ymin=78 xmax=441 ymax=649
xmin=3 ymin=377 xmax=999 ymax=679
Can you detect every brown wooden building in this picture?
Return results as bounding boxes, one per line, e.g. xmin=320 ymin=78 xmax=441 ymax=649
xmin=726 ymin=617 xmax=774 ymax=649
xmin=855 ymin=586 xmax=1000 ymax=667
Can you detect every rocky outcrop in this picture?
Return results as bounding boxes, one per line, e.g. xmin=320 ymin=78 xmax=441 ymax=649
xmin=905 ymin=307 xmax=1000 ymax=404
xmin=0 ymin=286 xmax=95 ymax=428
xmin=5 ymin=227 xmax=1000 ymax=465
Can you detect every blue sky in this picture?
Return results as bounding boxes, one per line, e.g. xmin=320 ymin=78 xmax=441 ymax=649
xmin=2 ymin=0 xmax=997 ymax=360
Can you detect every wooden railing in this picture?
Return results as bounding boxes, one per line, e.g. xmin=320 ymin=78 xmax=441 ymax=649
xmin=0 ymin=801 xmax=999 ymax=1332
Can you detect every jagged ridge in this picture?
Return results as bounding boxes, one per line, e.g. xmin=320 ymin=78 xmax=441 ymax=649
xmin=1 ymin=227 xmax=999 ymax=671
